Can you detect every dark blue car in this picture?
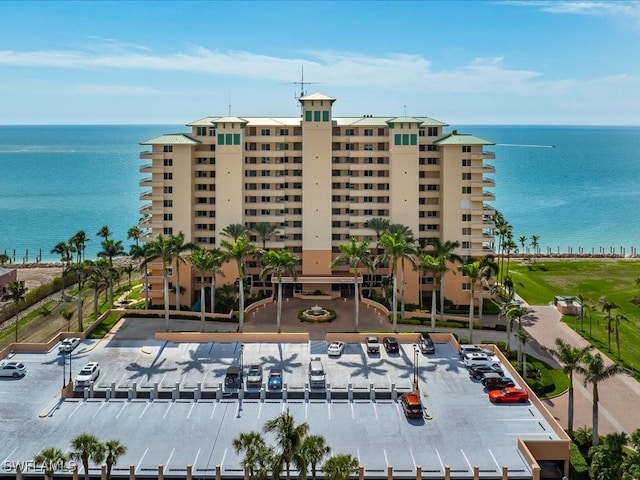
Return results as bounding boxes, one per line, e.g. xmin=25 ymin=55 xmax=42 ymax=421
xmin=268 ymin=368 xmax=283 ymax=390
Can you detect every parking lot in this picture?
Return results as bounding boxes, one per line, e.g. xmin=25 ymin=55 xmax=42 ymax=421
xmin=0 ymin=319 xmax=560 ymax=479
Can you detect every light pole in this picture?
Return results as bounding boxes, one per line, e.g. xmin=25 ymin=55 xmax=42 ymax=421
xmin=413 ymin=344 xmax=419 ymax=392
xmin=62 ymin=353 xmax=66 ymax=389
xmin=68 ymin=351 xmax=72 ymax=383
xmin=239 ymin=344 xmax=244 ymax=381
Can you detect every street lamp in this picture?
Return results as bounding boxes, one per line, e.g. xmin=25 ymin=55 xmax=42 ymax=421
xmin=62 ymin=353 xmax=66 ymax=389
xmin=413 ymin=344 xmax=419 ymax=392
xmin=239 ymin=344 xmax=244 ymax=381
xmin=68 ymin=351 xmax=72 ymax=383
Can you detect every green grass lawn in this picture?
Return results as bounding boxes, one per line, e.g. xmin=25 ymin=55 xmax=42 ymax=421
xmin=508 ymin=259 xmax=640 ymax=374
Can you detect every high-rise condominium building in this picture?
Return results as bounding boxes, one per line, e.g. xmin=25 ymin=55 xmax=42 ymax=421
xmin=139 ymin=93 xmax=496 ymax=309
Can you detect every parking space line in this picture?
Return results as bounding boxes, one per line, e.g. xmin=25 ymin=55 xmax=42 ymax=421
xmin=160 ymin=373 xmax=167 ymax=388
xmin=435 ymin=448 xmax=444 ymax=471
xmin=209 ymin=402 xmax=218 ymax=420
xmin=383 ymin=448 xmax=389 ymax=467
xmin=372 ymin=402 xmax=379 ymax=420
xmin=163 ymin=402 xmax=174 ymax=419
xmin=350 ymin=402 xmax=354 ymax=419
xmin=117 ymin=372 xmax=128 ymax=387
xmin=305 ymin=402 xmax=308 ymax=420
xmin=136 ymin=448 xmax=149 ymax=473
xmin=327 ymin=403 xmax=331 ymax=420
xmin=115 ymin=403 xmax=128 ymax=419
xmin=92 ymin=402 xmax=107 ymax=419
xmin=460 ymin=449 xmax=472 ymax=470
xmin=68 ymin=402 xmax=85 ymax=418
xmin=192 ymin=448 xmax=201 ymax=469
xmin=165 ymin=448 xmax=175 ymax=469
xmin=187 ymin=403 xmax=196 ymax=419
xmin=2 ymin=447 xmax=19 ymax=465
xmin=220 ymin=448 xmax=227 ymax=468
xmin=180 ymin=373 xmax=187 ymax=386
xmin=487 ymin=449 xmax=500 ymax=469
xmin=257 ymin=402 xmax=263 ymax=419
xmin=409 ymin=448 xmax=417 ymax=468
xmin=139 ymin=403 xmax=151 ymax=419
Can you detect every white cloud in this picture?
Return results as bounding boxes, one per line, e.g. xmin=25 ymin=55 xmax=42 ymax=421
xmin=507 ymin=1 xmax=640 ymax=29
xmin=74 ymin=84 xmax=164 ymax=96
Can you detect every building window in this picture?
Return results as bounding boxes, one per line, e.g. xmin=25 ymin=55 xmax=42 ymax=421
xmin=345 ymin=128 xmax=355 ymax=136
xmin=197 ymin=127 xmax=206 ymax=136
xmin=163 ymin=146 xmax=173 ymax=152
xmin=427 ymin=127 xmax=438 ymax=136
xmin=364 ymin=129 xmax=373 ymax=136
xmin=305 ymin=111 xmax=312 ymax=122
xmin=462 ymin=227 xmax=472 ymax=235
xmin=462 ymin=159 xmax=471 ymax=167
xmin=164 ymin=200 xmax=173 ymax=207
xmin=462 ymin=145 xmax=472 ymax=153
xmin=427 ymin=184 xmax=439 ymax=191
xmin=427 ymin=145 xmax=438 ymax=151
xmin=164 ymin=214 xmax=173 ymax=221
xmin=462 ymin=186 xmax=472 ymax=194
xmin=314 ymin=111 xmax=321 ymax=122
xmin=462 ymin=282 xmax=471 ymax=291
xmin=279 ymin=128 xmax=289 ymax=136
xmin=322 ymin=111 xmax=329 ymax=122
xmin=462 ymin=214 xmax=472 ymax=222
xmin=209 ymin=128 xmax=216 ymax=137
xmin=261 ymin=144 xmax=271 ymax=151
xmin=261 ymin=129 xmax=270 ymax=136
xmin=163 ymin=186 xmax=173 ymax=194
xmin=163 ymin=173 xmax=173 ymax=180
xmin=462 ymin=173 xmax=472 ymax=180
xmin=163 ymin=227 xmax=173 ymax=235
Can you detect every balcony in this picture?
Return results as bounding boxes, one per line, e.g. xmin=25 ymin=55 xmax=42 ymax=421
xmin=471 ymin=150 xmax=495 ymax=159
xmin=471 ymin=191 xmax=496 ymax=202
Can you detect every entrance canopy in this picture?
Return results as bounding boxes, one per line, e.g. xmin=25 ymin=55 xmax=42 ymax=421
xmin=273 ymin=276 xmax=362 ymax=285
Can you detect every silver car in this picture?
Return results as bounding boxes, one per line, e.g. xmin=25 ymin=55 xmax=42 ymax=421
xmin=0 ymin=361 xmax=27 ymax=378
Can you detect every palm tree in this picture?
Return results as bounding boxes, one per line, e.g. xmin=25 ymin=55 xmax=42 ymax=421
xmin=232 ymin=432 xmax=274 ymax=480
xmin=60 ymin=309 xmax=74 ymax=332
xmin=363 ymin=217 xmax=390 ymax=256
xmin=494 ymin=213 xmax=511 ymax=283
xmin=598 ymin=297 xmax=620 ymax=353
xmin=263 ymin=409 xmax=310 ymax=480
xmin=98 ymin=239 xmax=126 ymax=305
xmin=518 ymin=235 xmax=527 ymax=254
xmin=220 ymin=234 xmax=259 ymax=333
xmin=590 ymin=431 xmax=628 ymax=480
xmin=131 ymin=243 xmax=153 ymax=308
xmin=104 ymin=440 xmax=127 ymax=480
xmin=428 ymin=239 xmax=462 ymax=322
xmin=127 ymin=225 xmax=143 ymax=248
xmin=541 ymin=339 xmax=593 ymax=432
xmin=458 ymin=260 xmax=480 ymax=343
xmin=190 ymin=247 xmax=215 ymax=331
xmin=515 ymin=327 xmax=531 ymax=377
xmin=69 ymin=433 xmax=105 ymax=480
xmin=51 ymin=240 xmax=74 ymax=297
xmin=6 ymin=280 xmax=27 ymax=343
xmin=96 ymin=225 xmax=112 ymax=242
xmin=322 ymin=454 xmax=359 ymax=480
xmin=34 ymin=447 xmax=67 ymax=480
xmin=169 ymin=232 xmax=198 ymax=311
xmin=613 ymin=313 xmax=628 ymax=360
xmin=69 ymin=230 xmax=89 ymax=263
xmin=417 ymin=253 xmax=446 ymax=330
xmin=252 ymin=222 xmax=280 ymax=250
xmin=505 ymin=303 xmax=528 ymax=352
xmin=530 ymin=234 xmax=540 ymax=258
xmin=261 ymin=249 xmax=299 ymax=333
xmin=88 ymin=261 xmax=109 ymax=321
xmin=331 ymin=238 xmax=370 ymax=332
xmin=580 ymin=352 xmax=625 ymax=446
xmin=65 ymin=260 xmax=95 ymax=332
xmin=297 ymin=435 xmax=330 ymax=480
xmin=145 ymin=234 xmax=177 ymax=331
xmin=221 ymin=223 xmax=249 ymax=240
xmin=379 ymin=231 xmax=408 ymax=332
xmin=477 ymin=254 xmax=499 ymax=324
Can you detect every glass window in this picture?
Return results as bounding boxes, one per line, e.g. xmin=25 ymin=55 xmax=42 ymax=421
xmin=314 ymin=111 xmax=321 ymax=122
xmin=322 ymin=111 xmax=329 ymax=122
xmin=305 ymin=111 xmax=312 ymax=122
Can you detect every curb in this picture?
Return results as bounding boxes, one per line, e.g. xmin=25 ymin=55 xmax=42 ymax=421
xmin=38 ymin=395 xmax=63 ymax=418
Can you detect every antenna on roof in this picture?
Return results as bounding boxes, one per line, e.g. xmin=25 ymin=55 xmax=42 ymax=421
xmin=290 ymin=66 xmax=320 ymax=100
xmin=228 ymin=96 xmax=232 ymax=116
xmin=403 ymin=104 xmax=407 ymax=117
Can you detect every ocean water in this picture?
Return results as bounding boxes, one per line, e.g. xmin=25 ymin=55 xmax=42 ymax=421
xmin=0 ymin=124 xmax=638 ymax=263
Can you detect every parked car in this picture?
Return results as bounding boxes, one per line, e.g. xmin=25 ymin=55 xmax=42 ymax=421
xmin=470 ymin=364 xmax=504 ymax=379
xmin=268 ymin=368 xmax=283 ymax=390
xmin=59 ymin=337 xmax=81 ymax=353
xmin=327 ymin=341 xmax=345 ymax=357
xmin=418 ymin=333 xmax=435 ymax=354
xmin=383 ymin=337 xmax=399 ymax=353
xmin=0 ymin=361 xmax=26 ymax=378
xmin=75 ymin=362 xmax=100 ymax=388
xmin=399 ymin=392 xmax=423 ymax=418
xmin=246 ymin=364 xmax=263 ymax=388
xmin=224 ymin=366 xmax=242 ymax=389
xmin=366 ymin=336 xmax=380 ymax=354
xmin=482 ymin=373 xmax=516 ymax=390
xmin=308 ymin=357 xmax=326 ymax=389
xmin=489 ymin=387 xmax=529 ymax=403
xmin=458 ymin=345 xmax=484 ymax=358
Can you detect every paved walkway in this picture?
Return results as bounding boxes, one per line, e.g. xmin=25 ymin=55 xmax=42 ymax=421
xmin=243 ymin=295 xmax=640 ymax=435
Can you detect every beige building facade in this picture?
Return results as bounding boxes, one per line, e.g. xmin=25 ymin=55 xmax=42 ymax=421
xmin=139 ymin=93 xmax=496 ymax=310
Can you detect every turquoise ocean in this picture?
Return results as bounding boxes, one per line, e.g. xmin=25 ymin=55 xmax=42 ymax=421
xmin=0 ymin=124 xmax=638 ymax=263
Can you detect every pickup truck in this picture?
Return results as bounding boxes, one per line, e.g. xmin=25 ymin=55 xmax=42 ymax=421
xmin=366 ymin=336 xmax=380 ymax=354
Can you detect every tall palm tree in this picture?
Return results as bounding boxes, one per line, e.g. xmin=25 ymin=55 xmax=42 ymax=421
xmin=98 ymin=239 xmax=126 ymax=306
xmin=518 ymin=235 xmax=527 ymax=254
xmin=598 ymin=297 xmax=620 ymax=353
xmin=530 ymin=234 xmax=540 ymax=258
xmin=104 ymin=440 xmax=127 ymax=480
xmin=297 ymin=435 xmax=330 ymax=480
xmin=514 ymin=328 xmax=531 ymax=377
xmin=96 ymin=225 xmax=112 ymax=242
xmin=613 ymin=313 xmax=628 ymax=360
xmin=477 ymin=254 xmax=499 ymax=324
xmin=458 ymin=260 xmax=481 ymax=343
xmin=190 ymin=247 xmax=215 ymax=331
xmin=331 ymin=238 xmax=370 ymax=332
xmin=505 ymin=303 xmax=528 ymax=352
xmin=417 ymin=253 xmax=446 ymax=330
xmin=322 ymin=454 xmax=359 ymax=480
xmin=428 ymin=239 xmax=462 ymax=321
xmin=131 ymin=243 xmax=153 ymax=308
xmin=252 ymin=222 xmax=280 ymax=250
xmin=6 ymin=280 xmax=27 ymax=343
xmin=169 ymin=232 xmax=198 ymax=311
xmin=69 ymin=230 xmax=89 ymax=263
xmin=263 ymin=409 xmax=310 ymax=480
xmin=363 ymin=217 xmax=390 ymax=256
xmin=579 ymin=352 xmax=625 ymax=446
xmin=220 ymin=234 xmax=259 ymax=333
xmin=221 ymin=223 xmax=249 ymax=240
xmin=60 ymin=309 xmax=74 ymax=332
xmin=127 ymin=225 xmax=143 ymax=248
xmin=261 ymin=249 xmax=299 ymax=333
xmin=51 ymin=240 xmax=74 ymax=297
xmin=65 ymin=260 xmax=95 ymax=332
xmin=379 ymin=230 xmax=414 ymax=332
xmin=541 ymin=339 xmax=593 ymax=432
xmin=145 ymin=234 xmax=177 ymax=331
xmin=88 ymin=260 xmax=109 ymax=321
xmin=34 ymin=447 xmax=67 ymax=480
xmin=494 ymin=213 xmax=511 ymax=283
xmin=69 ymin=433 xmax=105 ymax=480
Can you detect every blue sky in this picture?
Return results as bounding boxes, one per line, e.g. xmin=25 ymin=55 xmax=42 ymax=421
xmin=1 ymin=0 xmax=639 ymax=125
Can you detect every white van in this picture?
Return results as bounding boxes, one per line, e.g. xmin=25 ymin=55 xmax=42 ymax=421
xmin=458 ymin=345 xmax=484 ymax=358
xmin=308 ymin=357 xmax=326 ymax=389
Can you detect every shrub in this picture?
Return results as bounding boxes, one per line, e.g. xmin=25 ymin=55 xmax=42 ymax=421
xmin=569 ymin=442 xmax=590 ymax=480
xmin=399 ymin=318 xmax=422 ymax=326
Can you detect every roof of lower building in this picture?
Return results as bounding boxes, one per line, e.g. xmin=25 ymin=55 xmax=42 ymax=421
xmin=140 ymin=134 xmax=201 ymax=145
xmin=298 ymin=92 xmax=336 ymax=102
xmin=434 ymin=132 xmax=494 ymax=145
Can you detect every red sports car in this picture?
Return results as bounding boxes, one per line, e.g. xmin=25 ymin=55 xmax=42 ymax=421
xmin=400 ymin=392 xmax=424 ymax=417
xmin=489 ymin=387 xmax=529 ymax=403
